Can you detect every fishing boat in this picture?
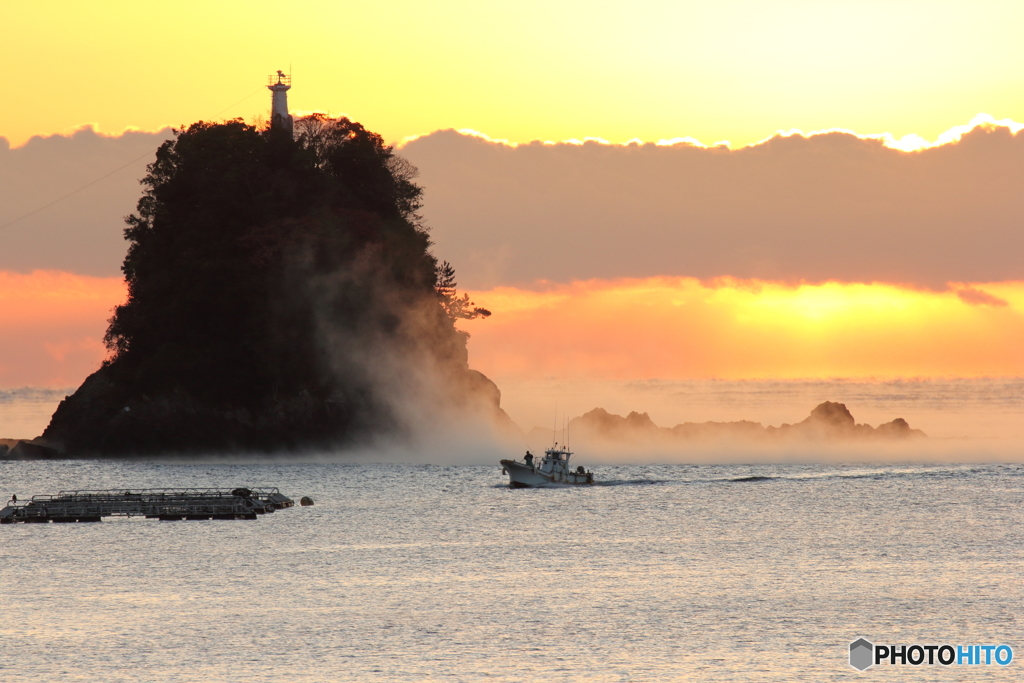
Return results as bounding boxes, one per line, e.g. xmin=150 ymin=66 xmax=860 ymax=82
xmin=500 ymin=445 xmax=594 ymax=488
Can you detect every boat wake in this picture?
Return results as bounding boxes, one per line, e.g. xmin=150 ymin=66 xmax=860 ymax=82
xmin=594 ymin=478 xmax=671 ymax=487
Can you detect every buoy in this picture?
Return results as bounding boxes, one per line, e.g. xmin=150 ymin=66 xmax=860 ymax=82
xmin=300 ymin=496 xmax=314 ymax=506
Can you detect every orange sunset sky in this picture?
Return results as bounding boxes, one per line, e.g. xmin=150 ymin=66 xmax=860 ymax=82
xmin=2 ymin=0 xmax=1024 ymax=434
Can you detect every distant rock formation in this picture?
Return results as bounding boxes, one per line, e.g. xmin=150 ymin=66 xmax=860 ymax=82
xmin=565 ymin=401 xmax=925 ymax=445
xmin=766 ymin=401 xmax=924 ymax=439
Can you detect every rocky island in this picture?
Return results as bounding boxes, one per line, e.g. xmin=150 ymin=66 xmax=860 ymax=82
xmin=27 ymin=114 xmax=507 ymax=457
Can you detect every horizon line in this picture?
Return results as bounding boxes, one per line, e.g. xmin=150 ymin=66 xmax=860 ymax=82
xmin=4 ymin=113 xmax=1023 ymax=154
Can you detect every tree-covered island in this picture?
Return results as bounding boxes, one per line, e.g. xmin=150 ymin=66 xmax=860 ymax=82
xmin=41 ymin=115 xmax=508 ymax=455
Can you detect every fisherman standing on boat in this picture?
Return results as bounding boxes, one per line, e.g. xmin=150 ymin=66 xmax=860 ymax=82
xmin=524 ymin=451 xmax=534 ymax=468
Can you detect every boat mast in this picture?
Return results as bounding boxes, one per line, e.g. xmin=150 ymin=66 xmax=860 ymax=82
xmin=552 ymin=402 xmax=558 ymax=450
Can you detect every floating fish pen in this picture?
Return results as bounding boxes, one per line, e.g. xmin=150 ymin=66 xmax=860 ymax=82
xmin=0 ymin=487 xmax=293 ymax=524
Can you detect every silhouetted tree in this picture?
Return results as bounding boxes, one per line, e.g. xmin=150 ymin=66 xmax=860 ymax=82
xmin=435 ymin=260 xmax=491 ymax=321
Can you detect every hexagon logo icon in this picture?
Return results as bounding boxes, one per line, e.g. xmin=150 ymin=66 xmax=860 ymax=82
xmin=850 ymin=638 xmax=874 ymax=671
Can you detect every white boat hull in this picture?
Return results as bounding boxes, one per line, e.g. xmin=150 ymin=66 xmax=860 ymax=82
xmin=500 ymin=459 xmax=594 ymax=488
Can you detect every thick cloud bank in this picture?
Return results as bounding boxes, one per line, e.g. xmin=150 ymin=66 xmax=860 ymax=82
xmin=401 ymin=123 xmax=1024 ymax=289
xmin=0 ymin=127 xmax=173 ymax=276
xmin=4 ymin=120 xmax=1023 ymax=288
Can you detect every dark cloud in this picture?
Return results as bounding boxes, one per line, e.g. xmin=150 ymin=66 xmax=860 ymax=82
xmin=0 ymin=126 xmax=173 ymax=276
xmin=400 ymin=124 xmax=1024 ymax=289
xmin=4 ymin=122 xmax=1023 ymax=289
xmin=956 ymin=286 xmax=1009 ymax=306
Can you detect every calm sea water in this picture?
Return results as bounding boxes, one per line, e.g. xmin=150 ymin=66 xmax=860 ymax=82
xmin=1 ymin=460 xmax=1021 ymax=682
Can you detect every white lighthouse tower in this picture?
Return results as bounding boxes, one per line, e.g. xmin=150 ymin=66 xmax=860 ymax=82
xmin=267 ymin=70 xmax=293 ymax=133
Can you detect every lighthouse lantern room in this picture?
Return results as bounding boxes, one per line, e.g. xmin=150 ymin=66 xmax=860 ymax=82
xmin=267 ymin=70 xmax=293 ymax=133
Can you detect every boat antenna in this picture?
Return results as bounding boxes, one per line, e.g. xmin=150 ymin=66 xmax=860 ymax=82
xmin=552 ymin=402 xmax=558 ymax=448
xmin=566 ymin=412 xmax=570 ymax=454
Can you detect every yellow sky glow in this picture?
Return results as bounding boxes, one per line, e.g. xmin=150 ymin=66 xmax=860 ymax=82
xmin=4 ymin=1 xmax=1024 ymax=149
xmin=461 ymin=278 xmax=1024 ymax=381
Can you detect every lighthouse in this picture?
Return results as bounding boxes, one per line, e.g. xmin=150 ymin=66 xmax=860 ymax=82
xmin=267 ymin=70 xmax=293 ymax=134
